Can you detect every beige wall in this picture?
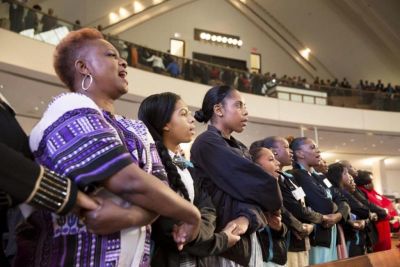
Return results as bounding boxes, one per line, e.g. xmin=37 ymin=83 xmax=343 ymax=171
xmin=1 ymin=28 xmax=400 ymax=133
xmin=119 ymin=0 xmax=313 ymax=80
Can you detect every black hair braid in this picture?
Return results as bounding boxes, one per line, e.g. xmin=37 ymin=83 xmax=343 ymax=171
xmin=138 ymin=92 xmax=191 ymax=201
xmin=155 ymin=140 xmax=191 ymax=201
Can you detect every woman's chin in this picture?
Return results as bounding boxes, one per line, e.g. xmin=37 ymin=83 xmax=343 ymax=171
xmin=235 ymin=126 xmax=245 ymax=133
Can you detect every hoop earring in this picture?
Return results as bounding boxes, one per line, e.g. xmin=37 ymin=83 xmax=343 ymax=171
xmin=81 ymin=74 xmax=93 ymax=91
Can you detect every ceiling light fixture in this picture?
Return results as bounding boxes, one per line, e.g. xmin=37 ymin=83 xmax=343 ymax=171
xmin=119 ymin=7 xmax=130 ymax=18
xmin=109 ymin=12 xmax=119 ymax=23
xmin=133 ymin=1 xmax=144 ymax=13
xmin=194 ymin=28 xmax=242 ymax=48
xmin=300 ymin=48 xmax=311 ymax=60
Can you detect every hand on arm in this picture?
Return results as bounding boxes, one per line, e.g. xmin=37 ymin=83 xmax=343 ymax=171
xmin=228 ymin=216 xmax=249 ymax=235
xmin=265 ymin=211 xmax=283 ymax=231
xmin=322 ymin=213 xmax=342 ymax=228
xmin=349 ymin=219 xmax=365 ymax=230
xmin=103 ymin=163 xmax=201 ymax=248
xmin=369 ymin=212 xmax=378 ymax=222
xmin=75 ymin=191 xmax=99 ymax=211
xmin=82 ymin=196 xmax=158 ymax=235
xmin=221 ymin=221 xmax=241 ymax=248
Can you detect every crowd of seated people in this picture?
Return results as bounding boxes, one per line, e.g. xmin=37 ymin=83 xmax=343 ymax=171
xmin=1 ymin=28 xmax=400 ymax=267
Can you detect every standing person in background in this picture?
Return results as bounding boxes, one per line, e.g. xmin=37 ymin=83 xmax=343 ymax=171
xmin=139 ymin=92 xmax=241 ymax=266
xmin=166 ymin=58 xmax=180 ymax=78
xmin=73 ymin=19 xmax=81 ymax=30
xmin=340 ymin=160 xmax=383 ymax=252
xmin=355 ymin=170 xmax=392 ymax=251
xmin=191 ymin=85 xmax=282 ymax=266
xmin=40 ymin=8 xmax=57 ymax=32
xmin=7 ymin=0 xmax=25 ymax=32
xmin=147 ymin=52 xmax=165 ymax=74
xmin=314 ymin=158 xmax=328 ymax=175
xmin=290 ymin=137 xmax=350 ymax=265
xmin=326 ymin=163 xmax=370 ymax=257
xmin=23 ymin=4 xmax=41 ymax=32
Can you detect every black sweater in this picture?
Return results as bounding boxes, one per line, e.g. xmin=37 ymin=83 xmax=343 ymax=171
xmin=291 ymin=168 xmax=350 ymax=248
xmin=190 ymin=125 xmax=282 ymax=265
xmin=279 ymin=172 xmax=324 ymax=252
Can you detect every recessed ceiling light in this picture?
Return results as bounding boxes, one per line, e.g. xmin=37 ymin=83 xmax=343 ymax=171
xmin=379 ymin=140 xmax=384 ymax=144
xmin=371 ymin=144 xmax=376 ymax=147
xmin=363 ymin=147 xmax=368 ymax=150
xmin=350 ymin=138 xmax=355 ymax=142
xmin=119 ymin=7 xmax=129 ymax=18
xmin=133 ymin=1 xmax=144 ymax=12
xmin=342 ymin=142 xmax=346 ymax=146
xmin=109 ymin=12 xmax=119 ymax=23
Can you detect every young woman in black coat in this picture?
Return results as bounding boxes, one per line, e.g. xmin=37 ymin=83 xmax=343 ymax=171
xmin=138 ymin=92 xmax=240 ymax=266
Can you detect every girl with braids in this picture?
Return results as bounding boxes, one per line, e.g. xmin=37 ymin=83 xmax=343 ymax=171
xmin=138 ymin=92 xmax=241 ymax=266
xmin=190 ymin=85 xmax=282 ymax=266
xmin=289 ymin=137 xmax=350 ymax=264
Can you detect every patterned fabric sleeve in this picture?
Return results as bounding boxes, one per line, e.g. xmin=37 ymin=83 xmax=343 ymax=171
xmin=112 ymin=117 xmax=168 ymax=183
xmin=31 ymin=96 xmax=134 ymax=188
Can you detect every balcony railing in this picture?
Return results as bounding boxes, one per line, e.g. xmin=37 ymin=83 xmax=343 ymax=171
xmin=1 ymin=0 xmax=399 ymax=112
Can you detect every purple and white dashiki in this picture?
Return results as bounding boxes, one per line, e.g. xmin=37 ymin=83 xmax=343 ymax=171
xmin=16 ymin=93 xmax=167 ymax=267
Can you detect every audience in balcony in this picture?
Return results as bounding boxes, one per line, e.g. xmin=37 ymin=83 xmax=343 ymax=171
xmin=1 ymin=0 xmax=400 ymax=111
xmin=166 ymin=57 xmax=180 ymax=78
xmin=7 ymin=0 xmax=25 ymax=32
xmin=73 ymin=19 xmax=81 ymax=31
xmin=23 ymin=4 xmax=41 ymax=32
xmin=40 ymin=8 xmax=57 ymax=32
xmin=146 ymin=51 xmax=166 ymax=74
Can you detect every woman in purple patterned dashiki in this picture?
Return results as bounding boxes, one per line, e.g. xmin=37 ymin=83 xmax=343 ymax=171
xmin=15 ymin=28 xmax=201 ymax=267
